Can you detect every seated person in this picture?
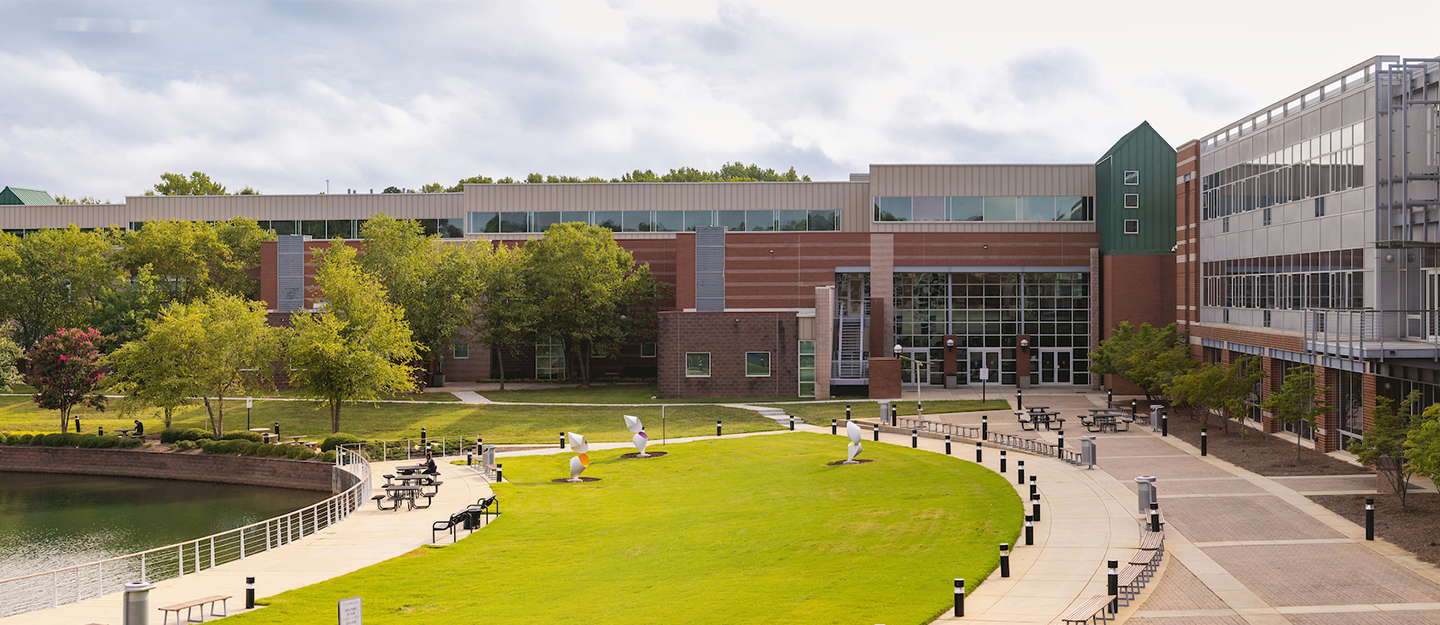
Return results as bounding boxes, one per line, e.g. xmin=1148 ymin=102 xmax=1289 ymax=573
xmin=423 ymin=455 xmax=438 ymax=475
xmin=133 ymin=419 xmax=144 ymax=437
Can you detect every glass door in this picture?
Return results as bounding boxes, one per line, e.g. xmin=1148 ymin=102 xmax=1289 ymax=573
xmin=900 ymin=348 xmax=931 ymax=385
xmin=1038 ymin=349 xmax=1071 ymax=384
xmin=929 ymin=347 xmax=946 ymax=385
xmin=968 ymin=349 xmax=999 ymax=384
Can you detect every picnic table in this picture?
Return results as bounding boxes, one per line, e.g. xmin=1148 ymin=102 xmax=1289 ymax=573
xmin=249 ymin=428 xmax=276 ymax=443
xmin=395 ymin=464 xmax=428 ymax=476
xmin=1017 ymin=410 xmax=1065 ymax=431
xmin=373 ymin=485 xmax=431 ymax=511
xmin=1086 ymin=411 xmax=1130 ymax=433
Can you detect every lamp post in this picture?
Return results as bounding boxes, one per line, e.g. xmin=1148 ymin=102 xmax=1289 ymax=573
xmin=893 ymin=344 xmax=921 ymax=411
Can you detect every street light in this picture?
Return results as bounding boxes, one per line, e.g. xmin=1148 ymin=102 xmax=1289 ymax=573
xmin=893 ymin=343 xmax=921 ymax=409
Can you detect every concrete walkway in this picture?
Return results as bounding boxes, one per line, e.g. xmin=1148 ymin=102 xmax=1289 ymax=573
xmin=0 ymin=459 xmax=496 ymax=625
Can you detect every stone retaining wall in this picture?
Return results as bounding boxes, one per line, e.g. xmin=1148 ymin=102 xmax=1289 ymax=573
xmin=0 ymin=446 xmax=341 ymax=492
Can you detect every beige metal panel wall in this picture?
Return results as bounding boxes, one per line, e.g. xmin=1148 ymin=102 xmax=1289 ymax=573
xmin=0 ymin=204 xmax=130 ymax=230
xmin=124 ymin=193 xmax=467 ymax=222
xmin=461 ymin=181 xmax=869 ymax=213
xmin=869 ymin=221 xmax=1096 ymax=234
xmin=868 ymin=164 xmax=1096 ymax=197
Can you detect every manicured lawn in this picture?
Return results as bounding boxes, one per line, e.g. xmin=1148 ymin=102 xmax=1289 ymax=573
xmin=228 ymin=434 xmax=1022 ymax=625
xmin=480 ymin=383 xmax=812 ymax=404
xmin=0 ymin=398 xmax=777 ymax=443
xmin=776 ymin=400 xmax=1010 ymax=425
xmin=0 ymin=387 xmax=460 ymax=402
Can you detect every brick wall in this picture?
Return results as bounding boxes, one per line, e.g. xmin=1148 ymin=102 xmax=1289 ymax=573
xmin=868 ymin=358 xmax=901 ymax=399
xmin=0 ymin=447 xmax=341 ymax=492
xmin=657 ymin=311 xmax=798 ymax=398
xmin=1101 ymin=254 xmax=1177 ymax=394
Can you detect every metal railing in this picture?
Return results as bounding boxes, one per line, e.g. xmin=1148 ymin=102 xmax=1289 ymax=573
xmin=1304 ymin=308 xmax=1440 ymax=361
xmin=876 ymin=416 xmax=1084 ymax=465
xmin=339 ymin=435 xmax=481 ymax=464
xmin=0 ymin=448 xmax=371 ymax=618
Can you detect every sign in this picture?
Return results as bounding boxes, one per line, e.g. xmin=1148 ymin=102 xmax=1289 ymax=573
xmin=979 ymin=367 xmax=990 ymax=381
xmin=338 ymin=597 xmax=362 ymax=625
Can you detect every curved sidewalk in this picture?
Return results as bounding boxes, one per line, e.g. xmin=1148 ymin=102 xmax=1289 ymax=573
xmin=0 ymin=459 xmax=495 ymax=625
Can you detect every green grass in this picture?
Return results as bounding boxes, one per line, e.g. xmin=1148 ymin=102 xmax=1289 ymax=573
xmin=480 ymin=384 xmax=813 ymax=404
xmin=227 ymin=433 xmax=1022 ymax=625
xmin=776 ymin=400 xmax=1010 ymax=425
xmin=0 ymin=397 xmax=778 ymax=443
xmin=0 ymin=386 xmax=460 ymax=402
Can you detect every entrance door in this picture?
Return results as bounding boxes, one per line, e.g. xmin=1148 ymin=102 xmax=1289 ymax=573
xmin=969 ymin=349 xmax=999 ymax=384
xmin=900 ymin=348 xmax=931 ymax=385
xmin=1038 ymin=349 xmax=1071 ymax=385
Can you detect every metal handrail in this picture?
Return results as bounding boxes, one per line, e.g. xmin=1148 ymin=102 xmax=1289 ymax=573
xmin=883 ymin=416 xmax=1086 ymax=465
xmin=338 ymin=435 xmax=481 ymax=464
xmin=0 ymin=448 xmax=371 ymax=618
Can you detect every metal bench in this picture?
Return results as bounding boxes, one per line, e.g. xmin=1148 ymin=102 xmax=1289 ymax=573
xmin=433 ymin=512 xmax=468 ymax=543
xmin=1060 ymin=594 xmax=1113 ymax=624
xmin=159 ymin=594 xmax=230 ymax=624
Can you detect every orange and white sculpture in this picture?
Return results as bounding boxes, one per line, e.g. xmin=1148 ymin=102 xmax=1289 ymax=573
xmin=624 ymin=415 xmax=650 ymax=457
xmin=568 ymin=432 xmax=590 ymax=481
xmin=845 ymin=421 xmax=863 ymax=464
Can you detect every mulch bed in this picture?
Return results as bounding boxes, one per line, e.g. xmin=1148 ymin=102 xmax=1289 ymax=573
xmin=550 ymin=477 xmax=602 ymax=483
xmin=620 ymin=452 xmax=667 ymax=459
xmin=1161 ymin=410 xmax=1370 ymax=476
xmin=1310 ymin=493 xmax=1440 ymax=567
xmin=826 ymin=459 xmax=876 ymax=466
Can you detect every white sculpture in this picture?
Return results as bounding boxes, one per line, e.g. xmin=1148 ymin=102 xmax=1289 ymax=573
xmin=845 ymin=421 xmax=863 ymax=464
xmin=568 ymin=432 xmax=590 ymax=481
xmin=624 ymin=414 xmax=650 ymax=457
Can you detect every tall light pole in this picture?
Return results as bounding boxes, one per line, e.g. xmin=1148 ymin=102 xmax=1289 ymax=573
xmin=893 ymin=344 xmax=921 ymax=408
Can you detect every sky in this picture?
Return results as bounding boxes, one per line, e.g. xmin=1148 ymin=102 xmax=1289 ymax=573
xmin=0 ymin=0 xmax=1436 ymax=201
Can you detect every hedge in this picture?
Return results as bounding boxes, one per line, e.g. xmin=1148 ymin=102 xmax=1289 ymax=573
xmin=2 ymin=432 xmax=143 ymax=449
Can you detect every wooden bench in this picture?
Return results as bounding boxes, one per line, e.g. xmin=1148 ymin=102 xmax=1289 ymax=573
xmin=1140 ymin=530 xmax=1165 ymax=554
xmin=159 ymin=594 xmax=230 ymax=624
xmin=1116 ymin=563 xmax=1146 ymax=606
xmin=1129 ymin=550 xmax=1159 ymax=583
xmin=1060 ymin=594 xmax=1113 ymax=624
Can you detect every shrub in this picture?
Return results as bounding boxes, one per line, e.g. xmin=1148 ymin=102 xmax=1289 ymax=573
xmin=254 ymin=443 xmax=275 ymax=457
xmin=161 ymin=428 xmax=214 ymax=444
xmin=320 ymin=433 xmax=362 ymax=452
xmin=174 ymin=440 xmax=196 ymax=451
xmin=221 ymin=431 xmax=263 ymax=442
xmin=118 ymin=438 xmax=143 ymax=449
xmin=96 ymin=436 xmax=121 ymax=449
xmin=17 ymin=434 xmax=33 ymax=445
xmin=75 ymin=434 xmax=100 ymax=448
xmin=42 ymin=433 xmax=78 ymax=447
xmin=320 ymin=450 xmax=336 ymax=463
xmin=270 ymin=445 xmax=288 ymax=458
xmin=3 ymin=434 xmax=17 ymax=445
xmin=284 ymin=445 xmax=307 ymax=460
xmin=31 ymin=434 xmax=47 ymax=446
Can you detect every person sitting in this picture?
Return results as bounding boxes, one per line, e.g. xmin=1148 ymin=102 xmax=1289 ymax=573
xmin=423 ymin=455 xmax=438 ymax=476
xmin=133 ymin=420 xmax=145 ymax=437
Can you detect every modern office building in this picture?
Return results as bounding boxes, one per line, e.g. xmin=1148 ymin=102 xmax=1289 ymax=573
xmin=1 ymin=123 xmax=1178 ymax=399
xmin=1182 ymin=55 xmax=1440 ymax=454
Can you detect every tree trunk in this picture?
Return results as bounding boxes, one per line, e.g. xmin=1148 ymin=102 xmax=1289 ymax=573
xmin=60 ymin=406 xmax=70 ymax=434
xmin=579 ymin=343 xmax=592 ymax=387
xmin=215 ymin=398 xmax=224 ymax=438
xmin=497 ymin=347 xmax=507 ymax=392
xmin=203 ymin=396 xmax=217 ymax=436
xmin=163 ymin=406 xmax=173 ymax=429
xmin=331 ymin=399 xmax=341 ymax=434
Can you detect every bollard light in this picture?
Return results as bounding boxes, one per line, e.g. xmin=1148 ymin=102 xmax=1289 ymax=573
xmin=1000 ymin=450 xmax=1007 ymax=473
xmin=1108 ymin=560 xmax=1119 ymax=613
xmin=975 ymin=442 xmax=982 ymax=463
xmin=273 ymin=421 xmax=280 ymax=435
xmin=1107 ymin=388 xmax=1113 ymax=408
xmin=1057 ymin=429 xmax=1065 ymax=452
xmin=98 ymin=426 xmax=105 ymax=437
xmin=1201 ymin=427 xmax=1208 ymax=456
xmin=954 ymin=578 xmax=965 ymax=617
xmin=466 ymin=452 xmax=473 ymax=466
xmin=846 ymin=404 xmax=851 ymax=422
xmin=1016 ymin=388 xmax=1023 ymax=410
xmin=1024 ymin=515 xmax=1033 ymax=545
xmin=560 ymin=432 xmax=566 ymax=449
xmin=1017 ymin=460 xmax=1025 ymax=485
xmin=945 ymin=435 xmax=951 ymax=455
xmin=832 ymin=419 xmax=837 ymax=435
xmin=1149 ymin=501 xmax=1161 ymax=533
xmin=1162 ymin=410 xmax=1169 ymax=437
xmin=911 ymin=429 xmax=918 ymax=448
xmin=74 ymin=417 xmax=81 ymax=433
xmin=717 ymin=420 xmax=723 ymax=437
xmin=246 ymin=576 xmax=256 ymax=609
xmin=1029 ymin=475 xmax=1037 ymax=499
xmin=496 ymin=463 xmax=504 ymax=483
xmin=1000 ymin=543 xmax=1011 ymax=577
xmin=891 ymin=403 xmax=897 ymax=426
xmin=982 ymin=415 xmax=989 ymax=441
xmin=1366 ymin=497 xmax=1375 ymax=541
xmin=1032 ymin=491 xmax=1041 ymax=522
xmin=873 ymin=423 xmax=879 ymax=442
xmin=789 ymin=415 xmax=795 ymax=431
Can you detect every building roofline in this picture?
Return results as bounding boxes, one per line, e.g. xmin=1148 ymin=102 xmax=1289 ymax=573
xmin=1201 ymin=55 xmax=1396 ymax=149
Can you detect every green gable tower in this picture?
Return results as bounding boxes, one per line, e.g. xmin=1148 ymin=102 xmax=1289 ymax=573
xmin=1093 ymin=122 xmax=1179 ymax=394
xmin=0 ymin=187 xmax=57 ymax=206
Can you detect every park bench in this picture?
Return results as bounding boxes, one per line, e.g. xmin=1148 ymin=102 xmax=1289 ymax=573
xmin=467 ymin=495 xmax=499 ymax=527
xmin=433 ymin=511 xmax=468 ymax=543
xmin=159 ymin=594 xmax=230 ymax=624
xmin=1116 ymin=563 xmax=1145 ymax=606
xmin=1140 ymin=530 xmax=1165 ymax=554
xmin=1060 ymin=594 xmax=1113 ymax=624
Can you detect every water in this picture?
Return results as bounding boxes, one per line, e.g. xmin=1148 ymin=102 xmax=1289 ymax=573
xmin=0 ymin=472 xmax=327 ymax=580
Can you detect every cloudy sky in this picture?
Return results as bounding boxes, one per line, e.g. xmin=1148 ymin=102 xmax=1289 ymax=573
xmin=1 ymin=0 xmax=1436 ymax=200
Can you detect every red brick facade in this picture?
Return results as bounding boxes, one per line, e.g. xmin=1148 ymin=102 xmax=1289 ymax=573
xmin=657 ymin=311 xmax=799 ymax=398
xmin=0 ymin=446 xmax=341 ymax=492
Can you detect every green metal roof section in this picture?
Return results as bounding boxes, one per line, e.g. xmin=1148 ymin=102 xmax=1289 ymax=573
xmin=1095 ymin=122 xmax=1176 ymax=255
xmin=0 ymin=187 xmax=57 ymax=206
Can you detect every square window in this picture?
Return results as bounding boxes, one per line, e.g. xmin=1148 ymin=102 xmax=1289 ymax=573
xmin=1314 ymin=197 xmax=1326 ymax=217
xmin=685 ymin=352 xmax=710 ymax=377
xmin=1123 ymin=193 xmax=1140 ymax=208
xmin=641 ymin=342 xmax=656 ymax=358
xmin=1124 ymin=171 xmax=1140 ymax=185
xmin=746 ymin=352 xmax=771 ymax=377
xmin=1123 ymin=219 xmax=1139 ymax=234
xmin=453 ymin=343 xmax=469 ymax=359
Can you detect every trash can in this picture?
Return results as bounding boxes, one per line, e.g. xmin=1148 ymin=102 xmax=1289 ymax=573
xmin=1079 ymin=436 xmax=1097 ymax=470
xmin=123 ymin=582 xmax=155 ymax=625
xmin=1149 ymin=405 xmax=1164 ymax=431
xmin=1134 ymin=476 xmax=1157 ymax=514
xmin=878 ymin=401 xmax=891 ymax=421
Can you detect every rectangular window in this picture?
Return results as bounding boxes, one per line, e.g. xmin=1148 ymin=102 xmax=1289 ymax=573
xmin=807 ymin=209 xmax=839 ymax=231
xmin=1124 ymin=171 xmax=1140 ymax=185
xmin=983 ymin=196 xmax=1018 ymax=221
xmin=468 ymin=212 xmax=499 ymax=233
xmin=1020 ymin=196 xmax=1056 ymax=221
xmin=536 ymin=336 xmax=566 ymax=380
xmin=777 ymin=210 xmax=808 ymax=231
xmin=326 ymin=219 xmax=354 ymax=239
xmin=453 ymin=343 xmax=469 ymax=359
xmin=716 ymin=210 xmax=746 ymax=231
xmin=1055 ymin=197 xmax=1088 ymax=221
xmin=621 ymin=211 xmax=651 ymax=232
xmin=499 ymin=212 xmax=528 ymax=233
xmin=947 ymin=197 xmax=984 ymax=221
xmin=1123 ymin=219 xmax=1139 ymax=234
xmin=593 ymin=211 xmax=622 ymax=232
xmin=685 ymin=352 xmax=711 ymax=377
xmin=640 ymin=342 xmax=656 ymax=358
xmin=911 ymin=196 xmax=945 ymax=221
xmin=798 ymin=340 xmax=815 ymax=397
xmin=874 ymin=197 xmax=912 ymax=221
xmin=272 ymin=220 xmax=298 ymax=236
xmin=1124 ymin=193 xmax=1140 ymax=208
xmin=1263 ymin=207 xmax=1272 ymax=226
xmin=560 ymin=211 xmax=590 ymax=226
xmin=746 ymin=210 xmax=775 ymax=231
xmin=301 ymin=220 xmax=327 ymax=239
xmin=683 ymin=210 xmax=713 ymax=231
xmin=746 ymin=352 xmax=771 ymax=377
xmin=437 ymin=218 xmax=465 ymax=238
xmin=651 ymin=210 xmax=682 ymax=232
xmin=532 ymin=212 xmax=563 ymax=233
xmin=1315 ymin=197 xmax=1326 ymax=217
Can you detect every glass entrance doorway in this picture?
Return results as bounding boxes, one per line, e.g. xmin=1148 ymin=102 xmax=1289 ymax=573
xmin=900 ymin=348 xmax=943 ymax=385
xmin=1037 ymin=349 xmax=1071 ymax=385
xmin=969 ymin=350 xmax=999 ymax=384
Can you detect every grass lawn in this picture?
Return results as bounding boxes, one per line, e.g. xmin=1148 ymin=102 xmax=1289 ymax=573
xmin=0 ymin=397 xmax=778 ymax=443
xmin=228 ymin=433 xmax=1022 ymax=625
xmin=0 ymin=387 xmax=460 ymax=402
xmin=776 ymin=399 xmax=1010 ymax=425
xmin=479 ymin=384 xmax=813 ymax=404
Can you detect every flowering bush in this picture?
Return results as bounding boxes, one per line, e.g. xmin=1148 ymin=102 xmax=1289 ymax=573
xmin=27 ymin=328 xmax=108 ymax=433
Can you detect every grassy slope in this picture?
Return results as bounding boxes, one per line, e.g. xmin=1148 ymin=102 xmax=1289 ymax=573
xmin=777 ymin=400 xmax=1010 ymax=424
xmin=479 ymin=384 xmax=813 ymax=404
xmin=0 ymin=398 xmax=778 ymax=443
xmin=229 ymin=434 xmax=1022 ymax=625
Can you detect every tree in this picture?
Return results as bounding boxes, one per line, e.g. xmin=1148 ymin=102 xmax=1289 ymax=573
xmin=524 ymin=223 xmax=666 ymax=386
xmin=1089 ymin=322 xmax=1191 ymax=402
xmin=212 ymin=217 xmax=275 ymax=299
xmin=55 ymin=195 xmax=108 ymax=205
xmin=143 ymin=293 xmax=283 ymax=437
xmin=0 ymin=330 xmax=21 ymax=392
xmin=1404 ymin=403 xmax=1440 ymax=501
xmin=382 ymin=186 xmax=402 ymax=194
xmin=445 ymin=175 xmax=493 ymax=192
xmin=238 ymin=186 xmax=259 ymax=195
xmin=470 ymin=243 xmax=537 ymax=390
xmin=1352 ymin=391 xmax=1421 ymax=506
xmin=151 ymin=171 xmax=228 ymax=196
xmin=1262 ymin=365 xmax=1330 ymax=463
xmin=289 ymin=242 xmax=420 ymax=433
xmin=1167 ymin=362 xmax=1226 ymax=426
xmin=27 ymin=327 xmax=107 ymax=433
xmin=105 ymin=309 xmax=194 ymax=429
xmin=87 ymin=265 xmax=165 ymax=353
xmin=113 ymin=218 xmax=274 ymax=303
xmin=420 ymin=183 xmax=447 ymax=193
xmin=0 ymin=227 xmax=122 ymax=349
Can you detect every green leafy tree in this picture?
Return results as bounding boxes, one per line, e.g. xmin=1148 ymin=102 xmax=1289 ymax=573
xmin=212 ymin=217 xmax=275 ymax=299
xmin=151 ymin=171 xmax=229 ymax=196
xmin=113 ymin=220 xmax=228 ymax=303
xmin=382 ymin=186 xmax=402 ymax=194
xmin=420 ymin=183 xmax=447 ymax=193
xmin=88 ymin=265 xmax=165 ymax=353
xmin=55 ymin=196 xmax=108 ymax=205
xmin=0 ymin=330 xmax=22 ymax=392
xmin=1403 ymin=403 xmax=1440 ymax=503
xmin=445 ymin=176 xmax=493 ymax=192
xmin=0 ymin=227 xmax=121 ymax=349
xmin=27 ymin=327 xmax=107 ymax=433
xmin=289 ymin=242 xmax=420 ymax=433
xmin=1261 ymin=365 xmax=1331 ymax=463
xmin=1168 ymin=362 xmax=1226 ymax=426
xmin=1352 ymin=391 xmax=1421 ymax=506
xmin=238 ymin=186 xmax=259 ymax=195
xmin=1089 ymin=322 xmax=1191 ymax=402
xmin=105 ymin=308 xmax=195 ymax=429
xmin=524 ymin=223 xmax=667 ymax=386
xmin=471 ymin=243 xmax=537 ymax=390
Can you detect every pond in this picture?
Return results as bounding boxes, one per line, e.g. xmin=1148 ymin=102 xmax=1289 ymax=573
xmin=0 ymin=471 xmax=328 ymax=580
